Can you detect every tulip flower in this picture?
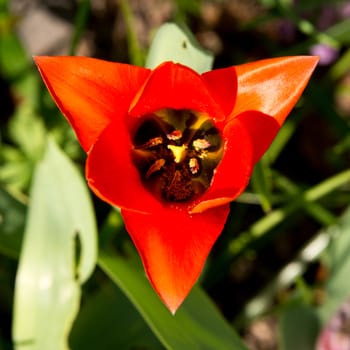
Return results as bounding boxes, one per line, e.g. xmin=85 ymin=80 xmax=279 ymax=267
xmin=35 ymin=54 xmax=318 ymax=313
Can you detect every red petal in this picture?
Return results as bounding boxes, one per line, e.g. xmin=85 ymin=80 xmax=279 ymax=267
xmin=235 ymin=110 xmax=280 ymax=164
xmin=232 ymin=56 xmax=319 ymax=125
xmin=121 ymin=205 xmax=230 ymax=313
xmin=86 ymin=120 xmax=162 ymax=214
xmin=191 ymin=111 xmax=281 ymax=213
xmin=201 ymin=66 xmax=238 ymax=117
xmin=129 ymin=61 xmax=225 ymax=121
xmin=191 ymin=117 xmax=254 ymax=213
xmin=34 ymin=56 xmax=150 ymax=151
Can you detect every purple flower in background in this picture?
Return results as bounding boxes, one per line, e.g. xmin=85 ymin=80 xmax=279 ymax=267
xmin=317 ymin=328 xmax=350 ymax=350
xmin=310 ymin=43 xmax=339 ymax=65
xmin=316 ymin=298 xmax=350 ymax=350
xmin=340 ymin=2 xmax=350 ymax=19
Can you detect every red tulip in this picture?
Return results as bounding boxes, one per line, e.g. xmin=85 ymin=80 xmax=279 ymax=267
xmin=35 ymin=55 xmax=318 ymax=313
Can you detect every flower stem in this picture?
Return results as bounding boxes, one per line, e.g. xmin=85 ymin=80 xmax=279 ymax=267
xmin=69 ymin=0 xmax=90 ymax=56
xmin=228 ymin=169 xmax=350 ymax=257
xmin=119 ymin=0 xmax=144 ymax=66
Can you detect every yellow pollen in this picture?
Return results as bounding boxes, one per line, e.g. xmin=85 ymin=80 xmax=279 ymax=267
xmin=167 ymin=144 xmax=187 ymax=163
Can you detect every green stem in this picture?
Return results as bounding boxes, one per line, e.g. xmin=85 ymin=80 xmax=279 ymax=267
xmin=228 ymin=169 xmax=350 ymax=256
xmin=306 ymin=169 xmax=350 ymax=201
xmin=119 ymin=0 xmax=144 ymax=66
xmin=69 ymin=0 xmax=90 ymax=56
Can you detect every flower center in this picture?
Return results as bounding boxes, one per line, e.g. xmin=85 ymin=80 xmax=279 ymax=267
xmin=131 ymin=109 xmax=224 ymax=203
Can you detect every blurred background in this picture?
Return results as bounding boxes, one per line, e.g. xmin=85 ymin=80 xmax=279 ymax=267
xmin=1 ymin=0 xmax=350 ymax=349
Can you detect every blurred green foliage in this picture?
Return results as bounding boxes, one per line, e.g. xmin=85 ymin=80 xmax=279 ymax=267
xmin=1 ymin=0 xmax=350 ymax=349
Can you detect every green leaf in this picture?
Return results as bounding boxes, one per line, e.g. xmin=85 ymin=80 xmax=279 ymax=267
xmin=70 ymin=282 xmax=163 ymax=350
xmin=0 ymin=188 xmax=26 ymax=259
xmin=0 ymin=6 xmax=46 ymax=193
xmin=145 ymin=23 xmax=213 ymax=73
xmin=98 ymin=247 xmax=248 ymax=350
xmin=12 ymin=139 xmax=97 ymax=350
xmin=0 ymin=18 xmax=29 ymax=80
xmin=317 ymin=206 xmax=350 ymax=324
xmin=0 ymin=158 xmax=32 ymax=193
xmin=0 ymin=8 xmax=38 ymax=106
xmin=325 ymin=18 xmax=350 ymax=45
xmin=329 ymin=47 xmax=350 ymax=80
xmin=9 ymin=105 xmax=46 ymax=162
xmin=279 ymin=304 xmax=320 ymax=350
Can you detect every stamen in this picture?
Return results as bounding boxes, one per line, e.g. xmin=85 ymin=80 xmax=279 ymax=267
xmin=146 ymin=158 xmax=166 ymax=178
xmin=193 ymin=138 xmax=211 ymax=151
xmin=189 ymin=158 xmax=200 ymax=174
xmin=167 ymin=130 xmax=182 ymax=141
xmin=137 ymin=136 xmax=163 ymax=149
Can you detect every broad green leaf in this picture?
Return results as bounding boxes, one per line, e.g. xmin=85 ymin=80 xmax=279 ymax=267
xmin=279 ymin=304 xmax=320 ymax=350
xmin=145 ymin=23 xmax=213 ymax=73
xmin=98 ymin=247 xmax=248 ymax=350
xmin=12 ymin=139 xmax=97 ymax=350
xmin=317 ymin=206 xmax=350 ymax=324
xmin=0 ymin=187 xmax=26 ymax=259
xmin=70 ymin=283 xmax=163 ymax=350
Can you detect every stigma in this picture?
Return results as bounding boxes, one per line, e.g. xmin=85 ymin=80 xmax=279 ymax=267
xmin=167 ymin=144 xmax=187 ymax=163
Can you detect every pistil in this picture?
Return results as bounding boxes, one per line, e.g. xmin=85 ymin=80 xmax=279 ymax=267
xmin=167 ymin=144 xmax=187 ymax=163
